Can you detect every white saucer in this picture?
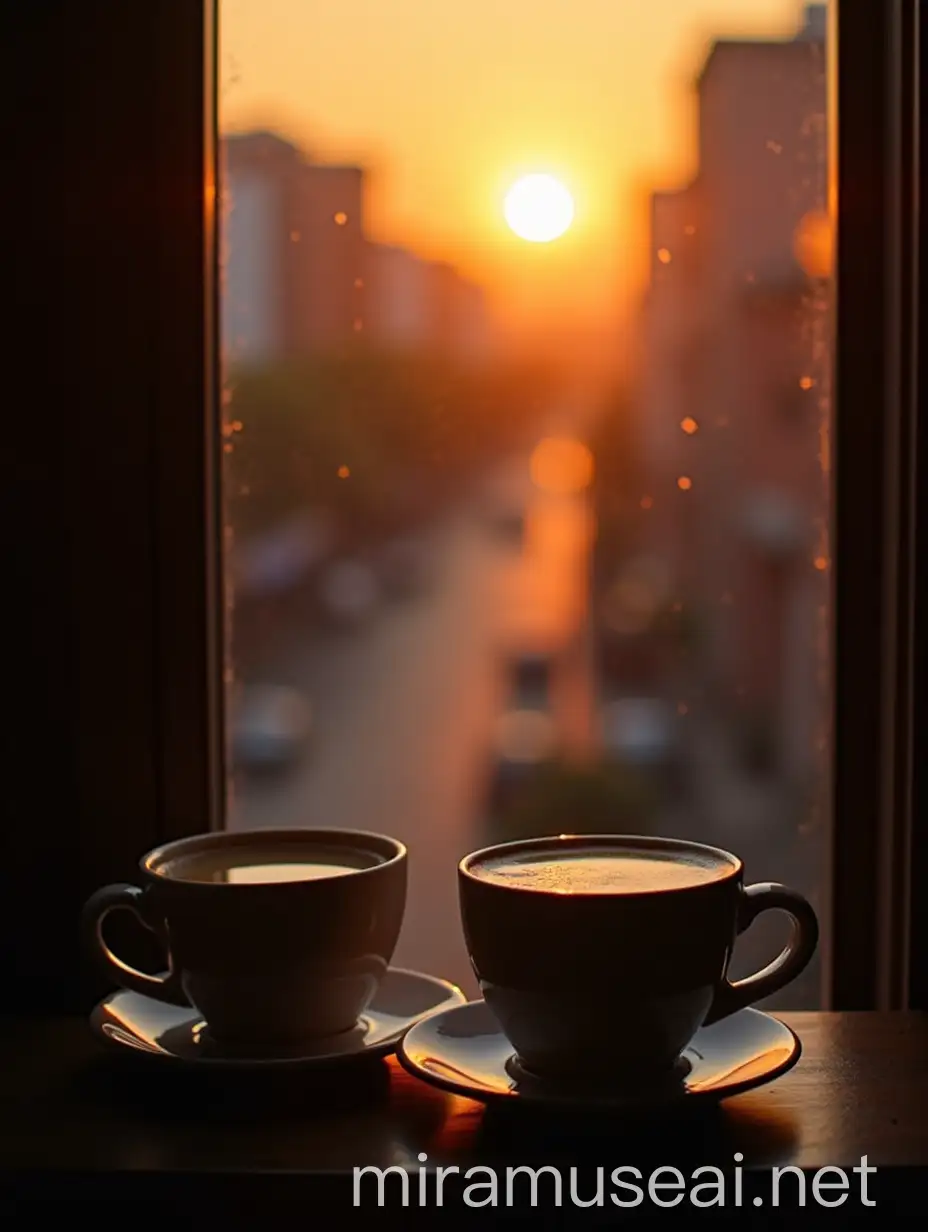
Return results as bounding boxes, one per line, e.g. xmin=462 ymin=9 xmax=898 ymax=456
xmin=397 ymin=1000 xmax=800 ymax=1108
xmin=90 ymin=968 xmax=465 ymax=1070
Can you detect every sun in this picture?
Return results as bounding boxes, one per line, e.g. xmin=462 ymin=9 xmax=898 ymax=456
xmin=504 ymin=174 xmax=574 ymax=243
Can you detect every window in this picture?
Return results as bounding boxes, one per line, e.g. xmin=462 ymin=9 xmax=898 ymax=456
xmin=3 ymin=0 xmax=922 ymax=1019
xmin=220 ymin=0 xmax=834 ymax=1007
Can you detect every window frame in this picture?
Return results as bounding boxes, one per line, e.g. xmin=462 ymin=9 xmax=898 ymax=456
xmin=2 ymin=0 xmax=223 ymax=1015
xmin=829 ymin=0 xmax=922 ymax=1010
xmin=2 ymin=0 xmax=923 ymax=1016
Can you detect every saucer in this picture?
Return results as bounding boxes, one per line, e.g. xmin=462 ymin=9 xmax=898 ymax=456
xmin=397 ymin=1000 xmax=800 ymax=1108
xmin=90 ymin=968 xmax=465 ymax=1070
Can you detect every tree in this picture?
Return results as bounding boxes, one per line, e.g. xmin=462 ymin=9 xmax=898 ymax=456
xmin=225 ymin=348 xmax=553 ymax=544
xmin=490 ymin=758 xmax=659 ymax=844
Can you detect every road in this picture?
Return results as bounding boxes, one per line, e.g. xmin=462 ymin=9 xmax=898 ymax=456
xmin=229 ymin=450 xmax=593 ymax=996
xmin=229 ymin=444 xmax=825 ymax=1008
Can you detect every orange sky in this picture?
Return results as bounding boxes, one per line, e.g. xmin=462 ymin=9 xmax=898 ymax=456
xmin=221 ymin=0 xmax=810 ymax=353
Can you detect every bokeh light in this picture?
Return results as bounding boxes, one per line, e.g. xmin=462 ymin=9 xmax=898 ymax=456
xmin=794 ymin=209 xmax=833 ymax=278
xmin=530 ymin=437 xmax=594 ymax=495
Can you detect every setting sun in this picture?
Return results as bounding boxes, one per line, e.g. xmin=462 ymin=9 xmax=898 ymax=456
xmin=504 ymin=174 xmax=574 ymax=243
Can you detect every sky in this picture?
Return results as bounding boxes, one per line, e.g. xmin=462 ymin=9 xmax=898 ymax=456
xmin=220 ymin=0 xmax=814 ymax=352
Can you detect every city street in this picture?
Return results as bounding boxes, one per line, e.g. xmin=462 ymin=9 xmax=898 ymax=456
xmin=229 ymin=451 xmax=592 ymax=995
xmin=229 ymin=449 xmax=824 ymax=1008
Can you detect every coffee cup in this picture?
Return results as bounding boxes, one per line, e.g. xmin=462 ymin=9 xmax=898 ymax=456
xmin=459 ymin=833 xmax=818 ymax=1084
xmin=82 ymin=828 xmax=407 ymax=1048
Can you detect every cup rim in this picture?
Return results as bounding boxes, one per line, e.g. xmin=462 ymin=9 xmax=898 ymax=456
xmin=458 ymin=833 xmax=743 ymax=896
xmin=142 ymin=827 xmax=406 ymax=886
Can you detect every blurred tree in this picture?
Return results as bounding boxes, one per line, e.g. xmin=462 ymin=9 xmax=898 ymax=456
xmin=225 ymin=348 xmax=552 ymax=544
xmin=225 ymin=359 xmax=385 ymax=540
xmin=490 ymin=758 xmax=659 ymax=844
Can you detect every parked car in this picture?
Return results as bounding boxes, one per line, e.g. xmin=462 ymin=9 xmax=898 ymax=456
xmin=600 ymin=695 xmax=684 ymax=794
xmin=375 ymin=535 xmax=434 ymax=599
xmin=485 ymin=651 xmax=559 ymax=815
xmin=486 ymin=505 xmax=525 ymax=546
xmin=509 ymin=651 xmax=552 ymax=708
xmin=316 ymin=558 xmax=380 ymax=627
xmin=231 ymin=684 xmax=312 ymax=774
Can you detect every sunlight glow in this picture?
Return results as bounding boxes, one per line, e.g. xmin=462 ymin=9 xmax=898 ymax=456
xmin=504 ymin=174 xmax=574 ymax=243
xmin=530 ymin=437 xmax=594 ymax=494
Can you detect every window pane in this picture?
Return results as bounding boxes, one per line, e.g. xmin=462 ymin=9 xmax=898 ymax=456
xmin=220 ymin=0 xmax=831 ymax=1007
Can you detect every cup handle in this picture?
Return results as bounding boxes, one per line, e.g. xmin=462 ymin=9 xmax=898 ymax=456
xmin=82 ymin=883 xmax=188 ymax=1006
xmin=703 ymin=882 xmax=819 ymax=1025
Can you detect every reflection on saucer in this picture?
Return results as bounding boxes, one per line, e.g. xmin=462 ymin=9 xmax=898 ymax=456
xmin=398 ymin=1000 xmax=801 ymax=1108
xmin=684 ymin=1045 xmax=794 ymax=1092
xmin=503 ymin=1051 xmax=692 ymax=1100
xmin=193 ymin=1018 xmax=371 ymax=1060
xmin=91 ymin=968 xmax=466 ymax=1071
xmin=101 ymin=1023 xmax=167 ymax=1055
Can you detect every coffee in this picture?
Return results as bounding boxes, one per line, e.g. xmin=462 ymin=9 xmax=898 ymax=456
xmin=470 ymin=845 xmax=734 ymax=895
xmin=157 ymin=843 xmax=383 ymax=885
xmin=459 ymin=833 xmax=819 ymax=1084
xmin=83 ymin=827 xmax=407 ymax=1046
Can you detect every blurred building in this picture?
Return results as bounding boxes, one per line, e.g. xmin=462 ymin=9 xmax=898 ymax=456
xmin=363 ymin=243 xmax=431 ymax=352
xmin=222 ymin=129 xmax=493 ymax=367
xmin=636 ymin=183 xmax=702 ymax=597
xmin=364 ymin=243 xmax=493 ymax=366
xmin=428 ymin=260 xmax=494 ymax=366
xmin=222 ymin=131 xmax=365 ymax=362
xmin=632 ymin=3 xmax=829 ymax=784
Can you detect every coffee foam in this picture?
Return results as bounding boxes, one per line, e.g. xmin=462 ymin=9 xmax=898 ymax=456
xmin=471 ymin=846 xmax=734 ymax=894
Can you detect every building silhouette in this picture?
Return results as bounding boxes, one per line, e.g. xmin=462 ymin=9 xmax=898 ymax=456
xmin=633 ymin=3 xmax=829 ymax=786
xmin=363 ymin=243 xmax=492 ymax=364
xmin=222 ymin=129 xmax=492 ymax=367
xmin=222 ymin=131 xmax=365 ymax=362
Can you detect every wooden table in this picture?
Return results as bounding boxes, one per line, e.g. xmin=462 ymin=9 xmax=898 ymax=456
xmin=1 ymin=1012 xmax=925 ymax=1214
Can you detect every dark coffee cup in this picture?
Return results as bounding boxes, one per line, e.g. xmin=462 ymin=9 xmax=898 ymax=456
xmin=459 ymin=833 xmax=817 ymax=1083
xmin=82 ymin=828 xmax=407 ymax=1048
